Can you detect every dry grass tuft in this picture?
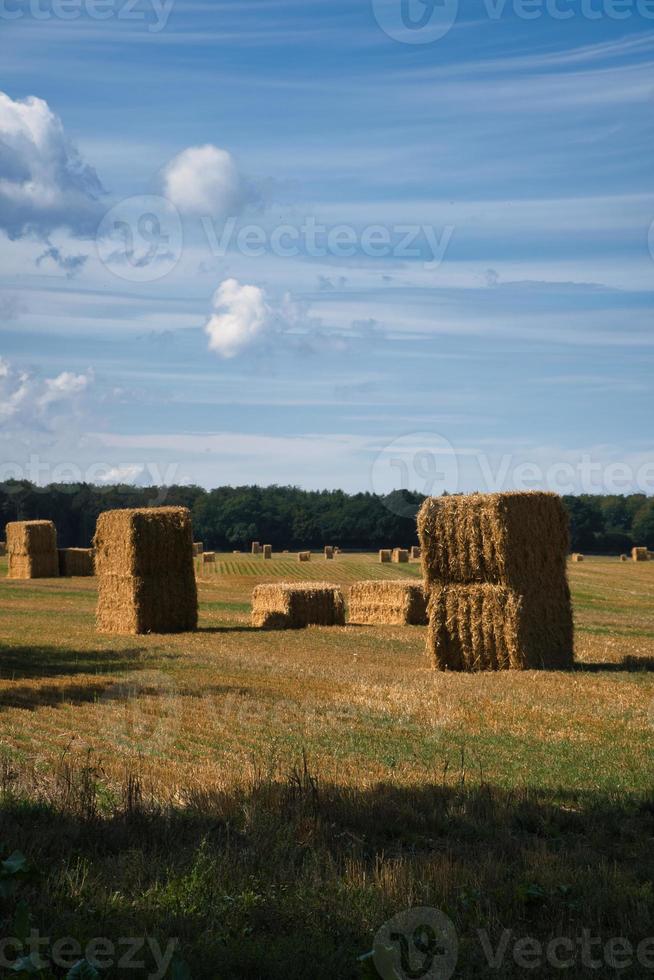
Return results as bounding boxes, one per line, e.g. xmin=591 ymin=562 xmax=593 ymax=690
xmin=6 ymin=520 xmax=58 ymax=579
xmin=94 ymin=507 xmax=198 ymax=635
xmin=251 ymin=581 xmax=345 ymax=629
xmin=348 ymin=579 xmax=427 ymax=625
xmin=58 ymin=548 xmax=94 ymax=577
xmin=418 ymin=492 xmax=573 ymax=671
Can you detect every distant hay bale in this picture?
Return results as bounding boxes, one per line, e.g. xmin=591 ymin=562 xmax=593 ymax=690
xmin=283 ymin=549 xmax=289 ymax=553
xmin=298 ymin=551 xmax=311 ymax=562
xmin=192 ymin=542 xmax=203 ymax=556
xmin=620 ymin=554 xmax=628 ymax=562
xmin=418 ymin=492 xmax=573 ymax=671
xmin=232 ymin=550 xmax=241 ymax=554
xmin=94 ymin=507 xmax=198 ymax=635
xmin=324 ymin=546 xmax=334 ymax=560
xmin=379 ymin=549 xmax=392 ymax=563
xmin=0 ymin=541 xmax=5 ymax=557
xmin=203 ymin=551 xmax=216 ymax=564
xmin=263 ymin=544 xmax=272 ymax=559
xmin=392 ymin=548 xmax=409 ymax=563
xmin=410 ymin=546 xmax=421 ymax=560
xmin=571 ymin=553 xmax=584 ymax=562
xmin=632 ymin=547 xmax=649 ymax=562
xmin=252 ymin=582 xmax=345 ymax=629
xmin=251 ymin=541 xmax=261 ymax=555
xmin=58 ymin=548 xmax=94 ymax=577
xmin=334 ymin=547 xmax=341 ymax=554
xmin=6 ymin=520 xmax=58 ymax=579
xmin=348 ymin=580 xmax=428 ymax=626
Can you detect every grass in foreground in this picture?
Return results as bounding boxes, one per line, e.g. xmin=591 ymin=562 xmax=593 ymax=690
xmin=0 ymin=554 xmax=653 ymax=978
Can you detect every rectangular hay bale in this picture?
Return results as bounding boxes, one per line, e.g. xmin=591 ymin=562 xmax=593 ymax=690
xmin=392 ymin=548 xmax=409 ymax=563
xmin=379 ymin=549 xmax=392 ymax=563
xmin=571 ymin=553 xmax=584 ymax=563
xmin=6 ymin=520 xmax=58 ymax=579
xmin=58 ymin=548 xmax=95 ymax=577
xmin=94 ymin=507 xmax=197 ymax=634
xmin=410 ymin=546 xmax=421 ymax=560
xmin=263 ymin=544 xmax=272 ymax=559
xmin=324 ymin=546 xmax=334 ymax=559
xmin=203 ymin=551 xmax=216 ymax=563
xmin=632 ymin=547 xmax=649 ymax=562
xmin=251 ymin=541 xmax=261 ymax=555
xmin=427 ymin=582 xmax=573 ymax=671
xmin=298 ymin=551 xmax=311 ymax=562
xmin=252 ymin=582 xmax=345 ymax=629
xmin=348 ymin=580 xmax=428 ymax=626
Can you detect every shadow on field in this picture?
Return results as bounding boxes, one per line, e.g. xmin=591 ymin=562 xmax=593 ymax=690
xmin=573 ymin=655 xmax=654 ymax=673
xmin=1 ymin=766 xmax=654 ymax=979
xmin=197 ymin=626 xmax=258 ymax=634
xmin=0 ymin=643 xmax=151 ymax=679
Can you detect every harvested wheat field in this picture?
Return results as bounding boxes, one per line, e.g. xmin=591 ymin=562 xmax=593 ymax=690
xmin=0 ymin=552 xmax=653 ymax=979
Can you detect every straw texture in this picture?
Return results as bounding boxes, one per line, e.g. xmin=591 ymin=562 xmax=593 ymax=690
xmin=6 ymin=520 xmax=58 ymax=579
xmin=348 ymin=580 xmax=428 ymax=626
xmin=252 ymin=582 xmax=345 ymax=629
xmin=58 ymin=548 xmax=94 ymax=577
xmin=94 ymin=507 xmax=197 ymax=634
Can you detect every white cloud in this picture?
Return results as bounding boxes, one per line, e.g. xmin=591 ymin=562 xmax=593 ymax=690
xmin=97 ymin=464 xmax=145 ymax=484
xmin=0 ymin=91 xmax=105 ymax=239
xmin=161 ymin=144 xmax=252 ymax=218
xmin=0 ymin=358 xmax=94 ymax=426
xmin=205 ymin=277 xmax=273 ymax=357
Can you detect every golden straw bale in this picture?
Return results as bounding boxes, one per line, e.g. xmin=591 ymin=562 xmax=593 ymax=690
xmin=427 ymin=583 xmax=573 ymax=671
xmin=348 ymin=580 xmax=428 ymax=626
xmin=0 ymin=541 xmax=5 ymax=557
xmin=392 ymin=548 xmax=409 ymax=563
xmin=263 ymin=544 xmax=272 ymax=559
xmin=298 ymin=551 xmax=311 ymax=562
xmin=632 ymin=547 xmax=649 ymax=562
xmin=324 ymin=546 xmax=334 ymax=559
xmin=410 ymin=546 xmax=421 ymax=560
xmin=58 ymin=548 xmax=94 ymax=577
xmin=620 ymin=554 xmax=628 ymax=562
xmin=252 ymin=582 xmax=345 ymax=629
xmin=94 ymin=507 xmax=197 ymax=635
xmin=6 ymin=520 xmax=58 ymax=579
xmin=571 ymin=553 xmax=584 ymax=562
xmin=251 ymin=541 xmax=261 ymax=555
xmin=192 ymin=542 xmax=203 ymax=556
xmin=203 ymin=552 xmax=216 ymax=563
xmin=379 ymin=549 xmax=392 ymax=563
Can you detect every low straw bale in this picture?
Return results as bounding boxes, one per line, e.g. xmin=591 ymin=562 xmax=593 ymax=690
xmin=348 ymin=580 xmax=428 ymax=626
xmin=252 ymin=582 xmax=345 ymax=629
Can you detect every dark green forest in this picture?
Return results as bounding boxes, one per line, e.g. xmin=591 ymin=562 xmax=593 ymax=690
xmin=1 ymin=481 xmax=653 ymax=554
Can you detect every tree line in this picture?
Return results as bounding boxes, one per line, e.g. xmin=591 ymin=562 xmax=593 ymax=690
xmin=0 ymin=480 xmax=652 ymax=554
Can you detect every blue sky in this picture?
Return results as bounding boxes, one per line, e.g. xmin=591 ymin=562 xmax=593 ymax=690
xmin=0 ymin=0 xmax=652 ymax=496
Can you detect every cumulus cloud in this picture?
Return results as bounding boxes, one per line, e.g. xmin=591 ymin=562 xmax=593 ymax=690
xmin=0 ymin=91 xmax=105 ymax=240
xmin=161 ymin=144 xmax=255 ymax=218
xmin=0 ymin=357 xmax=94 ymax=426
xmin=205 ymin=278 xmax=273 ymax=357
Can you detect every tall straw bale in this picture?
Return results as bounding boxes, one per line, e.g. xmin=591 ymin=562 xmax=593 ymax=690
xmin=392 ymin=548 xmax=409 ymax=563
xmin=58 ymin=548 xmax=94 ymax=577
xmin=203 ymin=551 xmax=216 ymax=564
xmin=251 ymin=541 xmax=261 ymax=555
xmin=348 ymin=580 xmax=427 ymax=626
xmin=324 ymin=546 xmax=334 ymax=559
xmin=410 ymin=546 xmax=421 ymax=560
xmin=298 ymin=551 xmax=311 ymax=562
xmin=571 ymin=553 xmax=584 ymax=563
xmin=418 ymin=492 xmax=573 ymax=671
xmin=252 ymin=582 xmax=345 ymax=629
xmin=192 ymin=542 xmax=203 ymax=556
xmin=263 ymin=544 xmax=272 ymax=559
xmin=379 ymin=549 xmax=392 ymax=563
xmin=0 ymin=541 xmax=5 ymax=557
xmin=6 ymin=520 xmax=58 ymax=579
xmin=632 ymin=547 xmax=649 ymax=562
xmin=94 ymin=507 xmax=197 ymax=635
